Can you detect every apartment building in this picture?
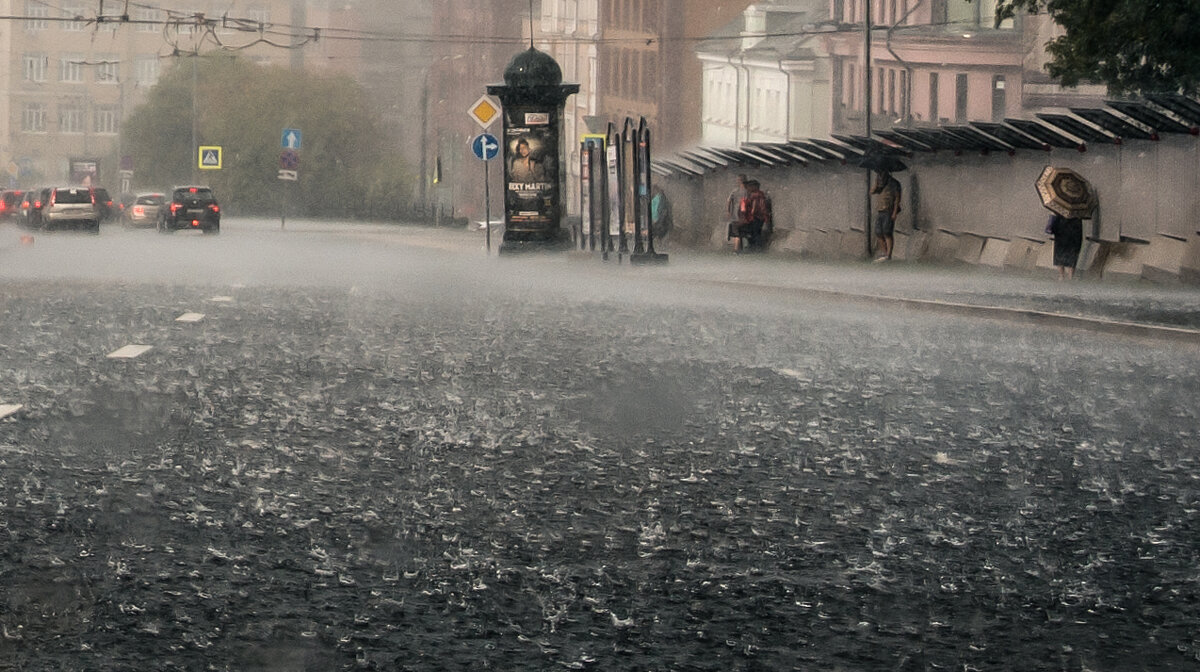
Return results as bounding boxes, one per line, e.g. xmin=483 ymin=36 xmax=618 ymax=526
xmin=825 ymin=0 xmax=1104 ymax=135
xmin=2 ymin=0 xmax=361 ymax=189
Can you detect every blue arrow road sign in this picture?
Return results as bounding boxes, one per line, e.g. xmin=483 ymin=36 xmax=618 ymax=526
xmin=472 ymin=133 xmax=499 ymax=161
xmin=282 ymin=128 xmax=302 ymax=150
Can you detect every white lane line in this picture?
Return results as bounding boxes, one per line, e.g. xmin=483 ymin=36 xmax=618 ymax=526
xmin=0 ymin=404 xmax=22 ymax=420
xmin=108 ymin=344 xmax=153 ymax=359
xmin=209 ymin=296 xmax=234 ymax=303
xmin=176 ymin=312 xmax=206 ymax=323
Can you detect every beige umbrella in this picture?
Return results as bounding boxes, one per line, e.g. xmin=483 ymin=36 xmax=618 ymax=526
xmin=1035 ymin=166 xmax=1098 ymax=219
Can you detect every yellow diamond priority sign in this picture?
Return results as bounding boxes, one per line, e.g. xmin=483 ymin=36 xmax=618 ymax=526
xmin=468 ymin=95 xmax=500 ymax=130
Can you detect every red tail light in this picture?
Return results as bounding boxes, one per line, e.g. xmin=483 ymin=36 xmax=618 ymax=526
xmin=132 ymin=205 xmax=145 ymax=217
xmin=0 ymin=202 xmax=7 ymax=213
xmin=209 ymin=204 xmax=219 ymax=213
xmin=170 ymin=203 xmax=182 ymax=214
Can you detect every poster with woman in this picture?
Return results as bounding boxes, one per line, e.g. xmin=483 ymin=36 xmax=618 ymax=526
xmin=504 ymin=107 xmax=559 ymax=232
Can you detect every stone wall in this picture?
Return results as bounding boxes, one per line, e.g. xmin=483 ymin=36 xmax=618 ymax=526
xmin=659 ymin=132 xmax=1200 ymax=283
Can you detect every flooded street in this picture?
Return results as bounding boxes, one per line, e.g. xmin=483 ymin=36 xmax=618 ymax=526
xmin=2 ymin=220 xmax=1199 ymax=671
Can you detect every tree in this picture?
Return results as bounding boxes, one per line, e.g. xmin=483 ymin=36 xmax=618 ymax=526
xmin=994 ymin=0 xmax=1200 ymax=96
xmin=122 ymin=54 xmax=413 ymax=219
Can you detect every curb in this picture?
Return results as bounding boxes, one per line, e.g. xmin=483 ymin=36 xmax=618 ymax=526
xmin=689 ymin=278 xmax=1200 ymax=346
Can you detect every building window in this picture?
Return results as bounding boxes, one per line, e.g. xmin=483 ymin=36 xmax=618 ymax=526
xmin=887 ymin=69 xmax=896 ymax=115
xmin=247 ymin=7 xmax=271 ymax=24
xmin=929 ymin=72 xmax=939 ymax=122
xmin=22 ymin=103 xmax=47 ymax=132
xmin=62 ymin=5 xmax=86 ymax=31
xmin=95 ymin=106 xmax=120 ymax=135
xmin=96 ymin=59 xmax=120 ymax=83
xmin=25 ymin=2 xmax=48 ymax=30
xmin=23 ymin=54 xmax=48 ymax=82
xmin=135 ymin=56 xmax=160 ymax=86
xmin=955 ymin=73 xmax=968 ymax=122
xmin=59 ymin=104 xmax=85 ymax=134
xmin=992 ymin=75 xmax=1006 ymax=121
xmin=61 ymin=56 xmax=84 ymax=83
xmin=134 ymin=7 xmax=159 ymax=31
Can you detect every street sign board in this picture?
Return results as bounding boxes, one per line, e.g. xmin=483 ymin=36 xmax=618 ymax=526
xmin=472 ymin=133 xmax=500 ymax=161
xmin=280 ymin=149 xmax=300 ymax=170
xmin=198 ymin=146 xmax=222 ymax=170
xmin=282 ymin=128 xmax=302 ymax=150
xmin=468 ymin=95 xmax=501 ymax=129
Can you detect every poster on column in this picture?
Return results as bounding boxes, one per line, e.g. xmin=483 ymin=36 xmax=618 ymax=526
xmin=504 ymin=108 xmax=559 ymax=230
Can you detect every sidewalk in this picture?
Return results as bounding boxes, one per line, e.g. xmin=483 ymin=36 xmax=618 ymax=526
xmin=657 ymin=251 xmax=1200 ymax=342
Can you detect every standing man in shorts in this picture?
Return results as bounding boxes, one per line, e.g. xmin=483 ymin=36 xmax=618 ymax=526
xmin=872 ymin=170 xmax=902 ymax=261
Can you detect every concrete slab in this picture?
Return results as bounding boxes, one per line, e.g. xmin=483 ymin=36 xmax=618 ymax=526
xmin=1099 ymin=241 xmax=1148 ymax=281
xmin=1004 ymin=239 xmax=1042 ymax=270
xmin=979 ymin=238 xmax=1010 ymax=268
xmin=1180 ymin=236 xmax=1200 ymax=285
xmin=837 ymin=229 xmax=869 ymax=260
xmin=926 ymin=230 xmax=961 ymax=263
xmin=955 ymin=234 xmax=987 ymax=265
xmin=1141 ymin=234 xmax=1190 ymax=283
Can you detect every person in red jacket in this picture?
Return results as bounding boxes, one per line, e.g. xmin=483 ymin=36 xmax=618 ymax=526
xmin=733 ymin=179 xmax=770 ymax=252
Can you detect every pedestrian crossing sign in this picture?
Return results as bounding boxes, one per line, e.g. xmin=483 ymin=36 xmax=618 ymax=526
xmin=199 ymin=146 xmax=222 ymax=170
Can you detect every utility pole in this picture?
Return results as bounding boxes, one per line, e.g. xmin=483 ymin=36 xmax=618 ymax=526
xmin=864 ymin=1 xmax=874 ymax=258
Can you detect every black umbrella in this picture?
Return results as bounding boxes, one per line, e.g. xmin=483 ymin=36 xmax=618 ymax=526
xmin=858 ymin=153 xmax=908 ymax=172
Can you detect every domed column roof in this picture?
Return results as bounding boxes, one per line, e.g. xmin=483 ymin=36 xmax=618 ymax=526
xmin=504 ymin=47 xmax=563 ymax=87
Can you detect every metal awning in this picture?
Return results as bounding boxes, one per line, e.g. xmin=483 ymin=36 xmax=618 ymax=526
xmin=678 ymin=149 xmax=727 ymax=169
xmin=655 ymin=157 xmax=706 ymax=177
xmin=896 ymin=128 xmax=963 ymax=151
xmin=1144 ymin=94 xmax=1200 ymax=126
xmin=816 ymin=137 xmax=864 ymax=157
xmin=1107 ymin=100 xmax=1195 ymax=134
xmin=1005 ymin=119 xmax=1082 ymax=149
xmin=712 ymin=147 xmax=771 ymax=166
xmin=971 ymin=122 xmax=1050 ymax=151
xmin=943 ymin=126 xmax=1014 ymax=152
xmin=744 ymin=143 xmax=801 ymax=165
xmin=1070 ymin=107 xmax=1156 ymax=141
xmin=874 ymin=130 xmax=935 ymax=152
xmin=785 ymin=141 xmax=833 ymax=161
xmin=1037 ymin=113 xmax=1118 ymax=144
xmin=748 ymin=143 xmax=810 ymax=165
xmin=808 ymin=138 xmax=860 ymax=159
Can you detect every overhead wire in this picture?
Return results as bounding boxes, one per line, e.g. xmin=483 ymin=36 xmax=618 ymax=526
xmin=0 ymin=7 xmax=1011 ymax=54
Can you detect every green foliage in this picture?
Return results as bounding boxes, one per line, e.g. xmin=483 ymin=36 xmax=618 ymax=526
xmin=122 ymin=54 xmax=413 ymax=219
xmin=994 ymin=0 xmax=1200 ymax=95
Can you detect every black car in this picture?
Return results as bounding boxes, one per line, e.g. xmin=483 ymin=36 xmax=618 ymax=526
xmin=0 ymin=189 xmax=24 ymax=223
xmin=93 ymin=187 xmax=116 ymax=223
xmin=159 ymin=186 xmax=220 ymax=234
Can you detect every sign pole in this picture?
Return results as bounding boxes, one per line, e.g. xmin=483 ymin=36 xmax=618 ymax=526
xmin=484 ymin=156 xmax=491 ymax=255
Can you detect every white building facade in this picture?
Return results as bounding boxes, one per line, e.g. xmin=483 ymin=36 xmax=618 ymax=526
xmin=697 ymin=1 xmax=833 ymax=147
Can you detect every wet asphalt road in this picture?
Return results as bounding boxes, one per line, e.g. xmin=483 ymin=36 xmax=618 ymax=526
xmin=2 ymin=219 xmax=1199 ymax=671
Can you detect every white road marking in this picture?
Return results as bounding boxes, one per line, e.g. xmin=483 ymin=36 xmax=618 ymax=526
xmin=108 ymin=344 xmax=153 ymax=359
xmin=0 ymin=404 xmax=22 ymax=420
xmin=176 ymin=312 xmax=205 ymax=322
xmin=209 ymin=296 xmax=234 ymax=303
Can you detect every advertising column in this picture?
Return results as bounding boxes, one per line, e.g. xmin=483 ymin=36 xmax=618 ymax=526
xmin=503 ymin=108 xmax=559 ymax=233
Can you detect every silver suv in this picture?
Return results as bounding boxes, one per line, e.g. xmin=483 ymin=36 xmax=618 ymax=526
xmin=40 ymin=186 xmax=99 ymax=233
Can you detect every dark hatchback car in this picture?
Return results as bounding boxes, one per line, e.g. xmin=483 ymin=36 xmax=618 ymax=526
xmin=159 ymin=186 xmax=220 ymax=234
xmin=0 ymin=189 xmax=24 ymax=223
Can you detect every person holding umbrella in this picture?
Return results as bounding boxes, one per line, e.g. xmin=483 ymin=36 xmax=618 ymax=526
xmin=871 ymin=169 xmax=903 ymax=261
xmin=859 ymin=152 xmax=907 ymax=262
xmin=1035 ymin=166 xmax=1098 ymax=280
